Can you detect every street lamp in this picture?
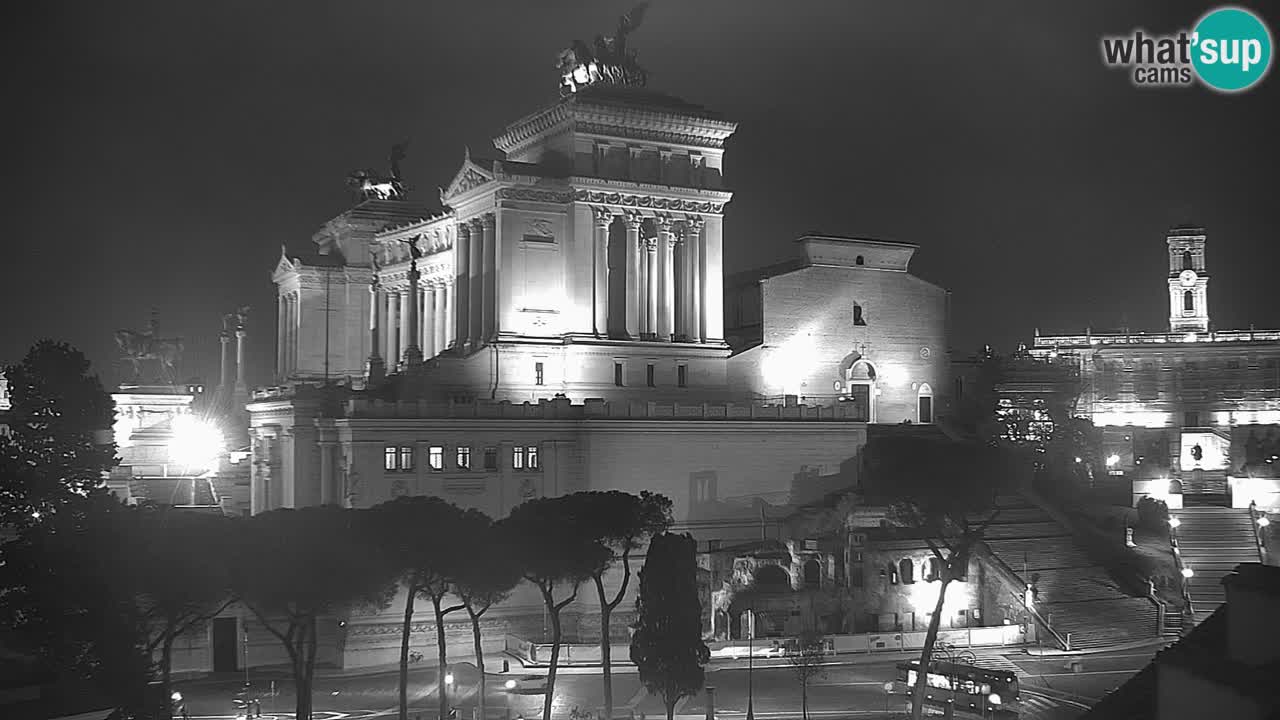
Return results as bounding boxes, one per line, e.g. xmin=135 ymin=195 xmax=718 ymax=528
xmin=1168 ymin=517 xmax=1181 ymax=529
xmin=504 ymin=679 xmax=518 ymax=720
xmin=882 ymin=681 xmax=894 ymax=713
xmin=746 ymin=608 xmax=755 ymax=720
xmin=444 ymin=668 xmax=455 ymax=719
xmin=1181 ymin=566 xmax=1195 ymax=579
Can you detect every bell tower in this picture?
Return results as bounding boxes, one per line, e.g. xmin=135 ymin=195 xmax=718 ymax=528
xmin=1167 ymin=226 xmax=1209 ymax=334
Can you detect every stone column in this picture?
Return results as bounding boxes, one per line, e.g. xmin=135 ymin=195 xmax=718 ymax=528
xmin=657 ymin=216 xmax=676 ymax=342
xmin=624 ymin=212 xmax=642 ymax=339
xmin=481 ymin=213 xmax=497 ymax=344
xmin=422 ymin=284 xmax=436 ymax=359
xmin=443 ymin=279 xmax=455 ymax=349
xmin=645 ymin=237 xmax=659 ymax=340
xmin=383 ymin=289 xmax=395 ymax=366
xmin=220 ymin=330 xmax=233 ymax=395
xmin=367 ymin=282 xmax=385 ymax=385
xmin=235 ymin=326 xmax=248 ymax=393
xmin=686 ymin=217 xmax=705 ymax=343
xmin=285 ymin=293 xmax=296 ymax=376
xmin=468 ymin=218 xmax=484 ymax=347
xmin=319 ymin=441 xmax=335 ymax=505
xmin=276 ymin=295 xmax=286 ymax=380
xmin=404 ymin=260 xmax=423 ymax=368
xmin=592 ymin=207 xmax=612 ymax=336
xmin=455 ymin=223 xmax=471 ymax=351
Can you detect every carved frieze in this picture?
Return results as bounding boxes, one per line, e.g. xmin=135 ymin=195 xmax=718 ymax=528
xmin=496 ymin=187 xmax=576 ymax=204
xmin=575 ymin=121 xmax=728 ymax=149
xmin=526 ymin=218 xmax=555 ymax=238
xmin=575 ymin=189 xmax=724 ymax=215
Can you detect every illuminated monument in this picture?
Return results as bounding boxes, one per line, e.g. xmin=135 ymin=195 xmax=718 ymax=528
xmin=1027 ymin=226 xmax=1280 ymax=511
xmin=243 ymin=7 xmax=956 ymax=668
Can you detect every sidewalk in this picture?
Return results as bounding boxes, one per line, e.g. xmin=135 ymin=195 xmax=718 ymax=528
xmin=1022 ymin=635 xmax=1171 ymax=657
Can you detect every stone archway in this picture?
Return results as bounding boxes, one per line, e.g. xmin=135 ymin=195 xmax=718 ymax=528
xmin=754 ymin=564 xmax=791 ymax=592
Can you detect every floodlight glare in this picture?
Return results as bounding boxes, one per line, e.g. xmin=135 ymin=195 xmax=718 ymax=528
xmin=169 ymin=414 xmax=224 ymax=470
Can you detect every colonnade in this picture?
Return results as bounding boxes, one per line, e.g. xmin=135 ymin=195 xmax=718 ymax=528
xmin=592 ymin=210 xmax=708 ymax=342
xmin=369 ymin=278 xmax=455 ymax=368
xmin=276 ymin=290 xmax=299 ymax=378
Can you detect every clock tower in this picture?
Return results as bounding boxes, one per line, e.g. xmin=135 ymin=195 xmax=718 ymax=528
xmin=1167 ymin=226 xmax=1210 ymax=333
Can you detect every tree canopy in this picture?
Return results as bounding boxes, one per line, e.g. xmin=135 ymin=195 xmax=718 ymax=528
xmin=630 ymin=532 xmax=709 ymax=720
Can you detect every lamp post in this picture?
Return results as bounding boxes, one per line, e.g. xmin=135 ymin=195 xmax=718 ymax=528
xmin=504 ymin=679 xmax=517 ymax=720
xmin=445 ymin=668 xmax=455 ymax=720
xmin=747 ymin=607 xmax=752 ymax=720
xmin=882 ymin=681 xmax=893 ymax=714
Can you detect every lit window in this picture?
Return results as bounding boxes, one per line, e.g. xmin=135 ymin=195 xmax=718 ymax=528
xmin=535 ymin=362 xmax=544 ymax=386
xmin=484 ymin=446 xmax=498 ymax=470
xmin=614 ymin=362 xmax=624 ymax=386
xmin=646 ymin=364 xmax=655 ymax=387
xmin=428 ymin=446 xmax=444 ymax=471
xmin=456 ymin=446 xmax=471 ymax=470
xmin=677 ymin=365 xmax=688 ymax=388
xmin=384 ymin=446 xmax=397 ymax=471
xmin=513 ymin=446 xmax=525 ymax=470
xmin=527 ymin=445 xmax=539 ymax=471
xmin=398 ymin=446 xmax=414 ymax=472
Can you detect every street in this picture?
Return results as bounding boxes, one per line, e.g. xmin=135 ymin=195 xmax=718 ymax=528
xmin=172 ymin=645 xmax=1160 ymax=720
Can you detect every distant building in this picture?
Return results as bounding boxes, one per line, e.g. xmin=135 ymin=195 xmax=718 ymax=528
xmin=1017 ymin=227 xmax=1280 ymax=511
xmin=238 ymin=43 xmax=956 ymax=671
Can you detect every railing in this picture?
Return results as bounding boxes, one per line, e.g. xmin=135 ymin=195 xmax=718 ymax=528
xmin=1035 ymin=328 xmax=1280 ymax=347
xmin=973 ymin=541 xmax=1070 ymax=650
xmin=344 ymin=396 xmax=869 ymax=421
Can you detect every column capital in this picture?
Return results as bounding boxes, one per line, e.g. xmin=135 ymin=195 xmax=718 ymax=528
xmin=655 ymin=214 xmax=676 ymax=233
xmin=457 ymin=221 xmax=472 ymax=237
xmin=684 ymin=215 xmax=706 ymax=233
xmin=624 ymin=211 xmax=644 ymax=231
xmin=591 ymin=205 xmax=614 ymax=228
xmin=644 ymin=236 xmax=659 ymax=253
xmin=481 ymin=212 xmax=496 ymax=229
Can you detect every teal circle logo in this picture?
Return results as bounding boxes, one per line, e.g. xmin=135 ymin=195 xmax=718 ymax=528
xmin=1192 ymin=6 xmax=1273 ymax=92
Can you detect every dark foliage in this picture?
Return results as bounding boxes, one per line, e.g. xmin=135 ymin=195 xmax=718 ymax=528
xmin=630 ymin=532 xmax=709 ymax=720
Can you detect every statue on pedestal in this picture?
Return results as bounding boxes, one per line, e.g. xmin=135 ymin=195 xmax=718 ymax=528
xmin=347 ymin=141 xmax=410 ymax=201
xmin=558 ymin=2 xmax=651 ymax=96
xmin=115 ymin=311 xmax=184 ymax=384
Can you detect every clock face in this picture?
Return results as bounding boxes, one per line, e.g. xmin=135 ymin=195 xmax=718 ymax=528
xmin=1179 ymin=269 xmax=1198 ymax=287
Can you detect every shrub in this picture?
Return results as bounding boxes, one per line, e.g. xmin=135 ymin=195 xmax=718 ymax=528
xmin=1135 ymin=497 xmax=1170 ymax=532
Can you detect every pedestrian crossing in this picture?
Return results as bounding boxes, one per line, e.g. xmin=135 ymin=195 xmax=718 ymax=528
xmin=1018 ymin=692 xmax=1061 ymax=716
xmin=968 ymin=654 xmax=1021 ymax=674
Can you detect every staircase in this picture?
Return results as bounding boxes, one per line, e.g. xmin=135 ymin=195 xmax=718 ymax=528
xmin=1174 ymin=506 xmax=1262 ymax=624
xmin=979 ymin=495 xmax=1159 ymax=650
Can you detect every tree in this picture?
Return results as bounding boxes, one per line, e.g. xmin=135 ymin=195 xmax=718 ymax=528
xmin=454 ymin=520 xmax=522 ymax=720
xmin=629 ymin=533 xmax=710 ymax=720
xmin=785 ymin=631 xmax=827 ymax=720
xmin=230 ymin=506 xmax=396 ymax=720
xmin=570 ymin=491 xmax=673 ymax=720
xmin=127 ymin=507 xmax=234 ymax=718
xmin=862 ymin=432 xmax=1004 ymax=720
xmin=500 ymin=496 xmax=610 ymax=720
xmin=0 ymin=491 xmax=153 ymax=716
xmin=373 ymin=497 xmax=489 ymax=720
xmin=0 ymin=340 xmax=117 ymax=530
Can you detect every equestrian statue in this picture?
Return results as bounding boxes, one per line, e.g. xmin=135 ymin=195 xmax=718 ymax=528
xmin=115 ymin=312 xmax=184 ymax=384
xmin=347 ymin=141 xmax=410 ymax=201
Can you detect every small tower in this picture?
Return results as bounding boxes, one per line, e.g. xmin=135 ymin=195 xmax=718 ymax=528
xmin=1167 ymin=226 xmax=1210 ymax=333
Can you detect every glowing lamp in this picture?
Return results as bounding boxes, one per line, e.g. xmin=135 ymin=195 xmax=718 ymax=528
xmin=882 ymin=682 xmax=894 ymax=693
xmin=980 ymin=684 xmax=991 ymax=696
xmin=1168 ymin=517 xmax=1181 ymax=529
xmin=445 ymin=673 xmax=455 ymax=685
xmin=505 ymin=680 xmax=518 ymax=690
xmin=1259 ymin=516 xmax=1271 ymax=527
xmin=1106 ymin=454 xmax=1120 ymax=468
xmin=1181 ymin=567 xmax=1194 ymax=579
xmin=171 ymin=692 xmax=183 ymax=703
xmin=169 ymin=415 xmax=224 ymax=470
xmin=988 ymin=693 xmax=1002 ymax=706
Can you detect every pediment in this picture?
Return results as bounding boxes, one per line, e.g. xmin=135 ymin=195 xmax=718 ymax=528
xmin=273 ymin=247 xmax=298 ymax=280
xmin=441 ymin=150 xmax=495 ymax=202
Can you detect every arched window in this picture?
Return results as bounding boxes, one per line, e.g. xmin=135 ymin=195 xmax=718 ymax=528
xmin=926 ymin=557 xmax=943 ymax=582
xmin=754 ymin=564 xmax=790 ymax=592
xmin=1182 ymin=250 xmax=1193 ymax=271
xmin=899 ymin=558 xmax=915 ymax=584
xmin=1184 ymin=290 xmax=1195 ymax=312
xmin=853 ymin=304 xmax=867 ymax=326
xmin=803 ymin=559 xmax=821 ymax=589
xmin=855 ymin=255 xmax=865 ymax=266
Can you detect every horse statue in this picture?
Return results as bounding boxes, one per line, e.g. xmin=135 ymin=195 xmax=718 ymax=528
xmin=115 ymin=328 xmax=184 ymax=384
xmin=347 ymin=141 xmax=410 ymax=201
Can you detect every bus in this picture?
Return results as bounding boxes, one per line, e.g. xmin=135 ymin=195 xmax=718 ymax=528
xmin=895 ymin=659 xmax=1021 ymax=716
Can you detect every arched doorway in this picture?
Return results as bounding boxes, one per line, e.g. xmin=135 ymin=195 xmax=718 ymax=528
xmin=841 ymin=359 xmax=877 ymax=422
xmin=803 ymin=559 xmax=821 ymax=589
xmin=754 ymin=564 xmax=791 ymax=592
xmin=917 ymin=383 xmax=934 ymax=424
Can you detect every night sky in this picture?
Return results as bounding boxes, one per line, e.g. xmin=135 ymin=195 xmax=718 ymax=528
xmin=6 ymin=1 xmax=1278 ymax=389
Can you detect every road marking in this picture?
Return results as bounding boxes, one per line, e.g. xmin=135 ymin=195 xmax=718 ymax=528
xmin=1023 ymin=689 xmax=1091 ymax=711
xmin=810 ymin=681 xmax=896 ymax=687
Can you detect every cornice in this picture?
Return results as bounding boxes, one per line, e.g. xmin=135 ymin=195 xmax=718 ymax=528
xmin=572 ymin=187 xmax=728 ymax=216
xmin=496 ymin=186 xmax=577 ymax=205
xmin=572 ymin=175 xmax=732 ymax=203
xmin=495 ymin=98 xmax=737 ymax=156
